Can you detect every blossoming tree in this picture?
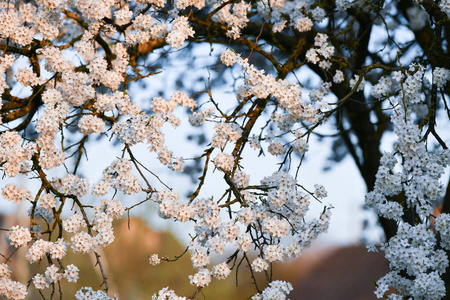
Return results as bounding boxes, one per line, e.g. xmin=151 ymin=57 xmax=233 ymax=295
xmin=1 ymin=0 xmax=450 ymax=298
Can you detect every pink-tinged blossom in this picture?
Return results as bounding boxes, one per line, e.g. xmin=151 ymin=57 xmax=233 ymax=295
xmin=7 ymin=226 xmax=31 ymax=248
xmin=166 ymin=16 xmax=195 ymax=48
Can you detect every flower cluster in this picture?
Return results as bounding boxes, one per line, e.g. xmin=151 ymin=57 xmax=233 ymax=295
xmin=366 ymin=66 xmax=449 ymax=221
xmin=1 ymin=184 xmax=31 ymax=204
xmin=212 ymin=1 xmax=251 ymax=39
xmin=218 ymin=47 xmax=328 ymax=154
xmin=75 ymin=287 xmax=118 ymax=300
xmin=366 ymin=66 xmax=450 ymax=299
xmin=148 ymin=167 xmax=331 ymax=293
xmin=26 ymin=238 xmax=67 ymax=263
xmin=0 ymin=131 xmax=36 ymax=177
xmin=78 ymin=115 xmax=105 ymax=135
xmin=32 ymin=263 xmax=78 ymax=289
xmin=6 ymin=226 xmax=32 ymax=248
xmin=375 ymin=224 xmax=447 ymax=299
xmin=0 ymin=262 xmax=27 ymax=300
xmin=152 ymin=287 xmax=186 ymax=300
xmin=252 ymin=280 xmax=293 ymax=300
xmin=166 ymin=16 xmax=195 ymax=48
xmin=64 ymin=199 xmax=124 ymax=255
xmin=100 ymin=158 xmax=141 ymax=195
